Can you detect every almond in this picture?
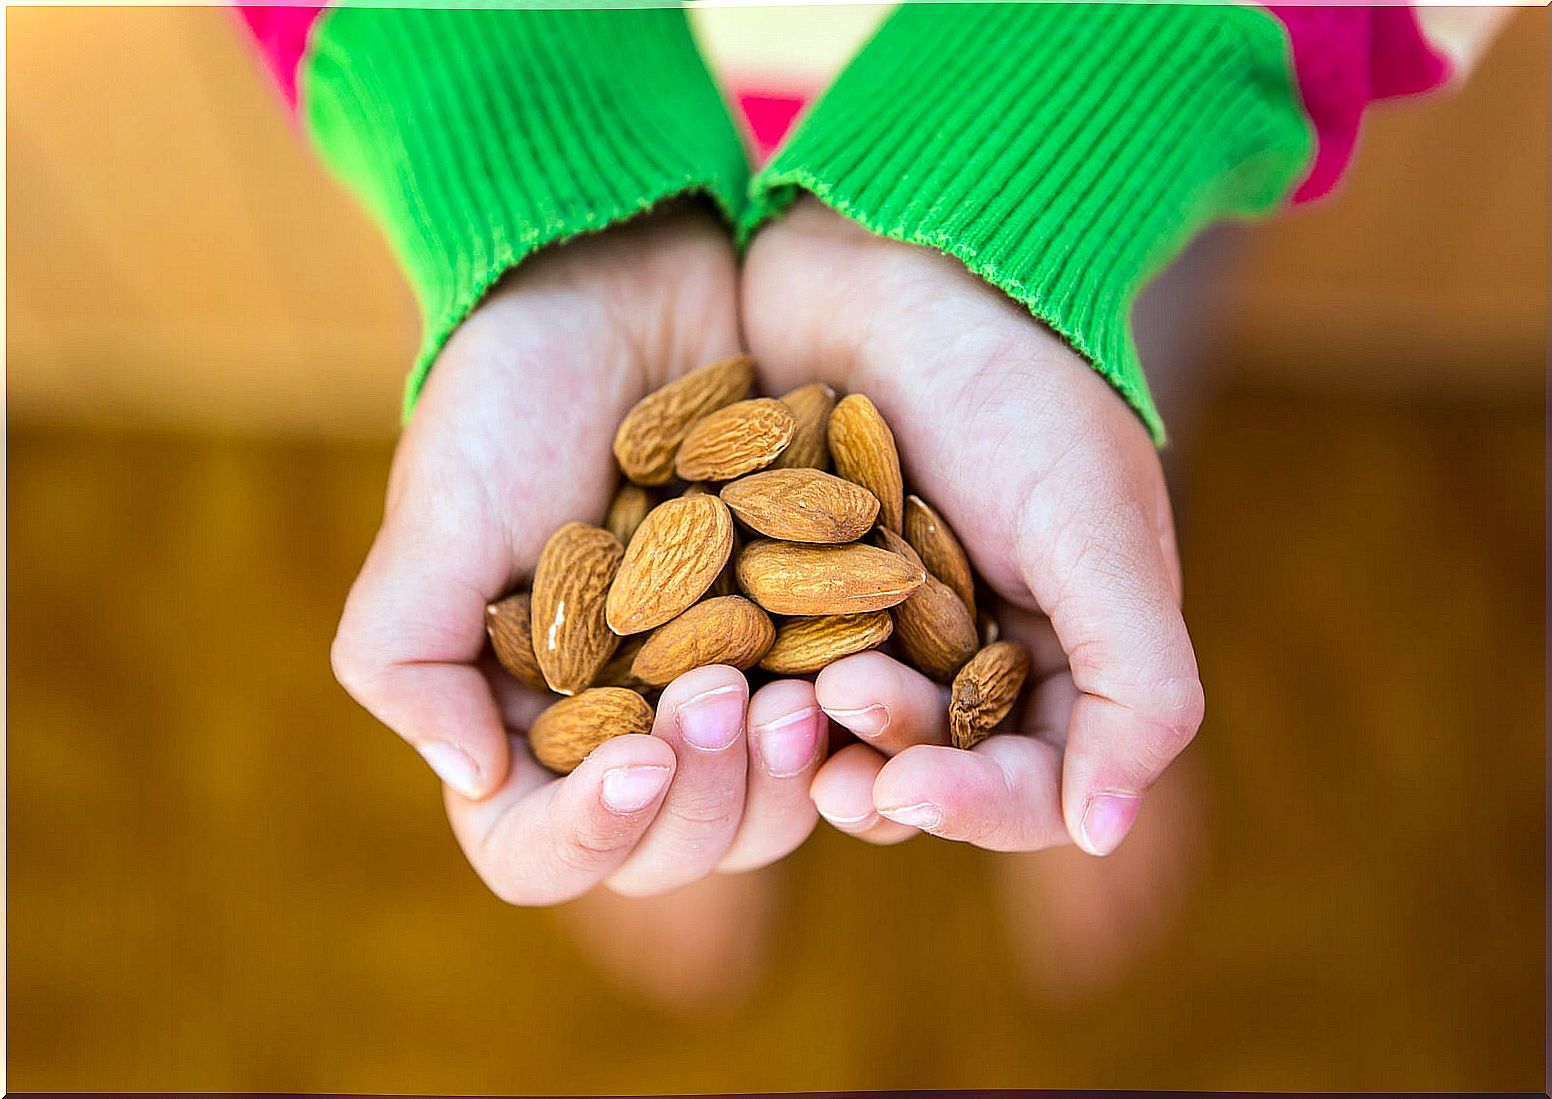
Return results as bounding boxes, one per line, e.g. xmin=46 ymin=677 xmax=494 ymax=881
xmin=630 ymin=595 xmax=775 ymax=687
xmin=758 ymin=611 xmax=894 ymax=675
xmin=612 ymin=355 xmax=754 ymax=485
xmin=528 ymin=687 xmax=656 ymax=774
xmin=770 ymin=382 xmax=837 ymax=470
xmin=904 ymin=494 xmax=976 ymax=614
xmin=828 ymin=394 xmax=904 ymax=532
xmin=486 ymin=592 xmax=550 ymax=691
xmin=606 ymin=494 xmax=735 ymax=635
xmin=978 ymin=609 xmax=1001 ymax=647
xmin=674 ymin=398 xmax=795 ymax=482
xmin=875 ymin=528 xmax=977 ymax=680
xmin=708 ymin=527 xmax=743 ymax=598
xmin=530 ymin=523 xmax=624 ymax=695
xmin=605 ymin=484 xmax=655 ymax=546
xmin=949 ymin=641 xmax=1031 ymax=750
xmin=592 ymin=634 xmax=649 ymax=691
xmin=892 ymin=572 xmax=979 ymax=682
xmin=736 ymin=539 xmax=925 ymax=616
xmin=720 ymin=468 xmax=879 ymax=543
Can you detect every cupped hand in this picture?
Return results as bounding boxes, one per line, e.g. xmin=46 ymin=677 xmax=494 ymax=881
xmin=741 ymin=199 xmax=1204 ymax=856
xmin=331 ymin=207 xmax=825 ymax=904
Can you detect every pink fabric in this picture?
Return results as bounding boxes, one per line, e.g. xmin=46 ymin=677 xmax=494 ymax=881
xmin=736 ymin=92 xmax=810 ymax=162
xmin=237 ymin=6 xmax=327 ymax=109
xmin=1267 ymin=6 xmax=1451 ymax=202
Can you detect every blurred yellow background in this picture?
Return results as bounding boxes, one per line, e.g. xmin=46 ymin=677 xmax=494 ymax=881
xmin=6 ymin=7 xmax=1546 ymax=1093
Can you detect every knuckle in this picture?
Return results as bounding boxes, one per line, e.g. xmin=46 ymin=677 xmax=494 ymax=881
xmin=554 ymin=825 xmax=630 ymax=877
xmin=1140 ymin=676 xmax=1206 ymax=759
xmin=328 ymin=629 xmax=377 ymax=701
xmin=666 ymin=785 xmax=742 ymax=830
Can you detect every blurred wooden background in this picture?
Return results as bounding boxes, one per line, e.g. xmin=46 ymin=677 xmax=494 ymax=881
xmin=6 ymin=7 xmax=1546 ymax=1094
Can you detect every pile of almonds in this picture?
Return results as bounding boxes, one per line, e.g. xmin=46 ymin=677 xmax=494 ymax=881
xmin=485 ymin=355 xmax=1029 ymax=774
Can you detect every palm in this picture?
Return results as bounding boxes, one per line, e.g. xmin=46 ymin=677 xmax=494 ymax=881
xmin=742 ymin=200 xmax=1200 ymax=854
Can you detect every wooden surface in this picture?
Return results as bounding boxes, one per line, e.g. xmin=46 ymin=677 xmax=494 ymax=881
xmin=7 ymin=384 xmax=1543 ymax=1093
xmin=4 ymin=9 xmax=1547 ymax=437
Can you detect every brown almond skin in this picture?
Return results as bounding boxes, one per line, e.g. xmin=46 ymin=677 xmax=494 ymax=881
xmin=592 ymin=634 xmax=649 ymax=691
xmin=631 ymin=596 xmax=775 ymax=687
xmin=605 ymin=484 xmax=655 ymax=546
xmin=736 ymin=539 xmax=925 ymax=616
xmin=877 ymin=528 xmax=977 ymax=680
xmin=828 ymin=394 xmax=904 ymax=532
xmin=720 ymin=468 xmax=880 ymax=544
xmin=892 ymin=573 xmax=980 ymax=682
xmin=770 ymin=382 xmax=837 ymax=470
xmin=530 ymin=523 xmax=624 ymax=696
xmin=949 ymin=641 xmax=1031 ymax=750
xmin=612 ymin=355 xmax=754 ymax=485
xmin=606 ymin=495 xmax=735 ymax=635
xmin=904 ymin=494 xmax=976 ymax=614
xmin=486 ymin=592 xmax=549 ymax=691
xmin=528 ymin=688 xmax=656 ymax=774
xmin=674 ymin=398 xmax=796 ymax=482
xmin=759 ymin=611 xmax=894 ymax=675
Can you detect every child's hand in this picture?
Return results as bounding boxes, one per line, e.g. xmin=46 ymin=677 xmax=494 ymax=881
xmin=742 ymin=199 xmax=1204 ymax=856
xmin=331 ymin=208 xmax=824 ymax=904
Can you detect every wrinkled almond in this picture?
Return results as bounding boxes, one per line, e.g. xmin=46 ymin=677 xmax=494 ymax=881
xmin=612 ymin=355 xmax=754 ymax=485
xmin=530 ymin=523 xmax=624 ymax=696
xmin=631 ymin=596 xmax=775 ymax=687
xmin=876 ymin=528 xmax=977 ymax=681
xmin=606 ymin=495 xmax=735 ymax=635
xmin=949 ymin=641 xmax=1031 ymax=750
xmin=605 ymin=484 xmax=655 ymax=546
xmin=592 ymin=634 xmax=649 ymax=691
xmin=736 ymin=539 xmax=925 ymax=616
xmin=758 ymin=611 xmax=894 ymax=675
xmin=770 ymin=382 xmax=837 ymax=470
xmin=892 ymin=573 xmax=979 ymax=682
xmin=904 ymin=494 xmax=976 ymax=614
xmin=720 ymin=468 xmax=879 ymax=544
xmin=828 ymin=394 xmax=904 ymax=532
xmin=528 ymin=688 xmax=656 ymax=774
xmin=674 ymin=398 xmax=795 ymax=482
xmin=486 ymin=592 xmax=549 ymax=692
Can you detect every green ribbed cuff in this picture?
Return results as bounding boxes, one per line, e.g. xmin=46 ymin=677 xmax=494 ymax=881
xmin=301 ymin=6 xmax=749 ymax=418
xmin=743 ymin=4 xmax=1315 ymax=443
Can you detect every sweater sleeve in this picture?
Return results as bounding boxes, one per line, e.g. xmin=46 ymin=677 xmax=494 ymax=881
xmin=238 ymin=6 xmax=749 ymax=418
xmin=740 ymin=3 xmax=1453 ymax=443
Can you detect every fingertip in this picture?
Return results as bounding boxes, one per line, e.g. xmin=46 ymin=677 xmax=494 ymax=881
xmin=748 ymin=679 xmax=824 ymax=778
xmin=1072 ymin=790 xmax=1142 ymax=857
xmin=872 ymin=745 xmax=975 ymax=833
xmin=656 ymin=664 xmax=749 ymax=755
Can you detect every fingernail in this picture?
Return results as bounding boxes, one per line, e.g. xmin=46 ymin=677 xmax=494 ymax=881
xmin=825 ymin=703 xmax=889 ymax=739
xmin=676 ymin=684 xmax=745 ymax=752
xmin=1080 ymin=791 xmax=1141 ymax=856
xmin=818 ymin=807 xmax=879 ymax=833
xmin=418 ymin=741 xmax=483 ymax=799
xmin=880 ymin=801 xmax=942 ymax=831
xmin=752 ymin=706 xmax=821 ymax=777
xmin=601 ymin=765 xmax=672 ymax=814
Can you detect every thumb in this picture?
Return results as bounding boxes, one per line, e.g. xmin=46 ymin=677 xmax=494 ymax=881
xmin=1019 ymin=446 xmax=1204 ymax=856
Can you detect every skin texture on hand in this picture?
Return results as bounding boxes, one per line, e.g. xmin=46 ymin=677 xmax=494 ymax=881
xmin=330 ymin=207 xmax=826 ymax=905
xmin=741 ymin=198 xmax=1206 ymax=857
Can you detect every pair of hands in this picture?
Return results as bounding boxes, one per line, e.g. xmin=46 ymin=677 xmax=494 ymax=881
xmin=330 ymin=199 xmax=1204 ymax=905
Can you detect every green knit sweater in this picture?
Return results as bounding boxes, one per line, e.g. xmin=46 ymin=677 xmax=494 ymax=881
xmin=277 ymin=4 xmax=1318 ymax=437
